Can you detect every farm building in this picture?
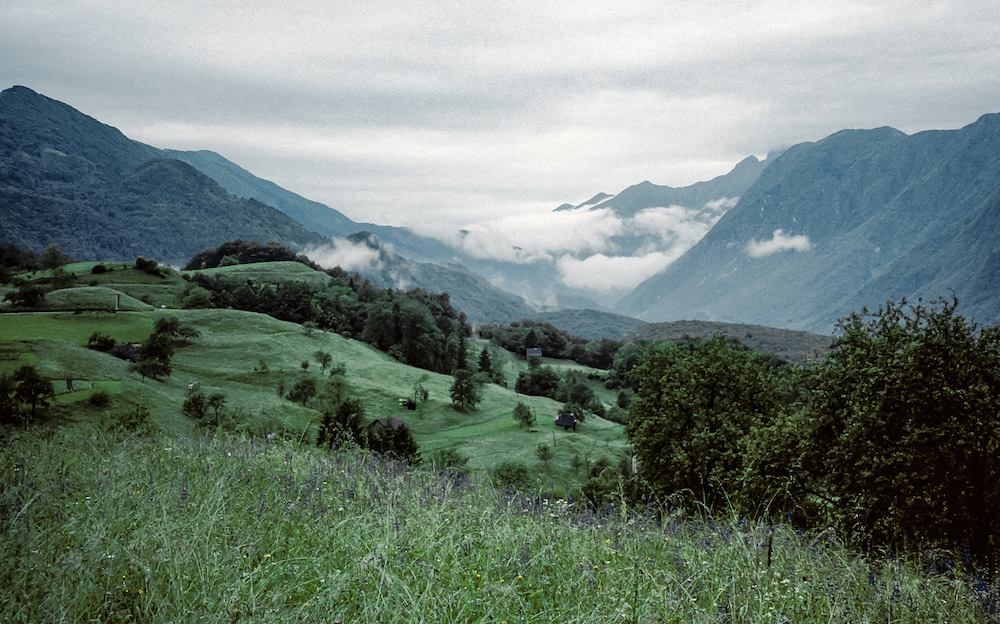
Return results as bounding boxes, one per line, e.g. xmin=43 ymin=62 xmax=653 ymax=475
xmin=554 ymin=411 xmax=577 ymax=431
xmin=368 ymin=417 xmax=405 ymax=437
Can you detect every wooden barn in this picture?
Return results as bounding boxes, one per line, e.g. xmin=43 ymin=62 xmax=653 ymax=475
xmin=554 ymin=411 xmax=577 ymax=431
xmin=368 ymin=417 xmax=405 ymax=437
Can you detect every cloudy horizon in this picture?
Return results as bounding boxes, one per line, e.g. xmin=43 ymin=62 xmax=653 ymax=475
xmin=3 ymin=0 xmax=999 ymax=283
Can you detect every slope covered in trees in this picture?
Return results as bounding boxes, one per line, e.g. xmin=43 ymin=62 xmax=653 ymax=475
xmin=0 ymin=87 xmax=328 ymax=264
xmin=182 ymin=247 xmax=472 ymax=376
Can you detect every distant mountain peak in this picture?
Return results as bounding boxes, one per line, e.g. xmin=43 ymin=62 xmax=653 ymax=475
xmin=576 ymin=192 xmax=612 ymax=208
xmin=347 ymin=231 xmax=382 ymax=250
xmin=618 ymin=111 xmax=1000 ymax=332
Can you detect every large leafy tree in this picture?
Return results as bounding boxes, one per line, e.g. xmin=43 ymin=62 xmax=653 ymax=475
xmin=0 ymin=366 xmax=55 ymax=425
xmin=803 ymin=296 xmax=1000 ymax=566
xmin=131 ymin=331 xmax=174 ymax=381
xmin=450 ymin=369 xmax=481 ymax=411
xmin=626 ymin=336 xmax=789 ymax=510
xmin=38 ymin=242 xmax=68 ymax=270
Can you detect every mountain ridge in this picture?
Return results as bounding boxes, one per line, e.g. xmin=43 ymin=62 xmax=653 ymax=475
xmin=618 ymin=113 xmax=1000 ymax=332
xmin=0 ymin=86 xmax=548 ymax=325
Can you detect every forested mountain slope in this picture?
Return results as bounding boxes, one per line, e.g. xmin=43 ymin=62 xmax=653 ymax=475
xmin=0 ymin=86 xmax=541 ymax=324
xmin=0 ymin=86 xmax=328 ymax=264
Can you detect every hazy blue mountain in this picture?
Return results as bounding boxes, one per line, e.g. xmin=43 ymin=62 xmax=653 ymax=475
xmin=335 ymin=233 xmax=539 ymax=325
xmin=585 ymin=155 xmax=767 ymax=219
xmin=619 ymin=115 xmax=1000 ymax=332
xmin=0 ymin=86 xmax=541 ymax=324
xmin=0 ymin=86 xmax=328 ymax=264
xmin=160 ymin=149 xmax=360 ymax=237
xmin=160 ymin=148 xmax=462 ymax=264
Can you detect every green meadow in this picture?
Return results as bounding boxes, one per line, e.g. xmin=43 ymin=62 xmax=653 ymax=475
xmin=1 ymin=260 xmax=995 ymax=622
xmin=1 ymin=260 xmax=629 ymax=493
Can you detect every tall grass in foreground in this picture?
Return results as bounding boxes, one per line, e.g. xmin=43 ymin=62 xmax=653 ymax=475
xmin=1 ymin=424 xmax=993 ymax=623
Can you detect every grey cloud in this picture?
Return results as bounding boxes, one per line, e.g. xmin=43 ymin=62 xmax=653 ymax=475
xmin=2 ymin=0 xmax=999 ymax=265
xmin=747 ymin=229 xmax=813 ymax=258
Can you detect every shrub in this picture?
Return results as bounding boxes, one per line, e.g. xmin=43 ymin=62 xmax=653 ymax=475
xmin=87 ymin=331 xmax=116 ymax=352
xmin=428 ymin=448 xmax=470 ymax=476
xmin=134 ymin=256 xmax=162 ymax=276
xmin=88 ymin=389 xmax=112 ymax=407
xmin=182 ymin=392 xmax=208 ymax=419
xmin=513 ymin=402 xmax=535 ymax=428
xmin=493 ymin=460 xmax=529 ymax=489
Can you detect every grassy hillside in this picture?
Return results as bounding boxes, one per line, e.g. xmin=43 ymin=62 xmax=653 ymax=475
xmin=1 ymin=263 xmax=629 ymax=494
xmin=1 ymin=423 xmax=987 ymax=623
xmin=2 ymin=259 xmax=995 ymax=622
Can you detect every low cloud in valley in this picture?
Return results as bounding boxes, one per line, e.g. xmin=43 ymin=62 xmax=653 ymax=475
xmin=303 ymin=239 xmax=384 ymax=273
xmin=747 ymin=229 xmax=813 ymax=258
xmin=454 ymin=198 xmax=733 ymax=294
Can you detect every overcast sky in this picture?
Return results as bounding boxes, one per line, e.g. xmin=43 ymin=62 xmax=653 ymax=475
xmin=3 ymin=0 xmax=999 ymax=244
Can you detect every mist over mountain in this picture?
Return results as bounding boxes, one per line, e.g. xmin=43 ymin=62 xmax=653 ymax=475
xmin=0 ymin=85 xmax=540 ymax=324
xmin=152 ymin=108 xmax=768 ymax=312
xmin=6 ymin=84 xmax=996 ymax=337
xmin=619 ymin=115 xmax=1000 ymax=332
xmin=303 ymin=232 xmax=540 ymax=324
xmin=445 ymin=156 xmax=767 ymax=309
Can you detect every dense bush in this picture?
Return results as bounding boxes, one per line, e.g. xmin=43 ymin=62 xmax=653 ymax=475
xmin=87 ymin=331 xmax=116 ymax=352
xmin=626 ymin=296 xmax=1000 ymax=570
xmin=492 ymin=460 xmax=529 ymax=489
xmin=627 ymin=335 xmax=790 ymax=511
xmin=800 ymin=297 xmax=1000 ymax=567
xmin=134 ymin=256 xmax=162 ymax=276
xmin=3 ymin=283 xmax=46 ymax=307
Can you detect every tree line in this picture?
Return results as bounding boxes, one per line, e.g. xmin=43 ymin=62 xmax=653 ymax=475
xmin=181 ymin=241 xmax=472 ymax=375
xmin=621 ymin=296 xmax=1000 ymax=573
xmin=478 ymin=319 xmax=620 ymax=369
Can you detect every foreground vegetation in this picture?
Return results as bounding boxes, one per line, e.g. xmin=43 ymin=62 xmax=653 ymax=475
xmin=2 ymin=423 xmax=991 ymax=623
xmin=3 ymin=245 xmax=999 ymax=620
